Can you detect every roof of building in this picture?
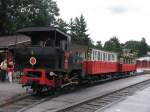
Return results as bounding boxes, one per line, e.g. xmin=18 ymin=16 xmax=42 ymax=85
xmin=0 ymin=35 xmax=30 ymax=49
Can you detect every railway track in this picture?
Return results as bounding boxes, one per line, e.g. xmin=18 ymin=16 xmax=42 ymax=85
xmin=0 ymin=93 xmax=50 ymax=112
xmin=0 ymin=86 xmax=79 ymax=112
xmin=57 ymin=79 xmax=150 ymax=112
xmin=0 ymin=75 xmax=150 ymax=112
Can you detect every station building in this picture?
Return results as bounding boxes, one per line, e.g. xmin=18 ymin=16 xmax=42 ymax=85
xmin=0 ymin=35 xmax=30 ymax=82
xmin=0 ymin=35 xmax=30 ymax=49
xmin=0 ymin=35 xmax=30 ymax=59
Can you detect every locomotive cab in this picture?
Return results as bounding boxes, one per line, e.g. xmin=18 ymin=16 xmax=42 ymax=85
xmin=15 ymin=27 xmax=70 ymax=70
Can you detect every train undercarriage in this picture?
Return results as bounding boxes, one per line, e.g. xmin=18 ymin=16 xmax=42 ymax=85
xmin=21 ymin=68 xmax=136 ymax=94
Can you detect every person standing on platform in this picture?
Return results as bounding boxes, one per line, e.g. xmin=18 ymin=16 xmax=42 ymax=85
xmin=7 ymin=59 xmax=14 ymax=83
xmin=0 ymin=59 xmax=7 ymax=82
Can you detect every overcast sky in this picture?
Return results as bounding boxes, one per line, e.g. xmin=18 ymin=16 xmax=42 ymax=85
xmin=55 ymin=0 xmax=150 ymax=45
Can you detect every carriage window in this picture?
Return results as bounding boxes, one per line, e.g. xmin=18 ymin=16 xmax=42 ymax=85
xmin=94 ymin=51 xmax=96 ymax=60
xmin=60 ymin=41 xmax=67 ymax=50
xmin=110 ymin=54 xmax=112 ymax=61
xmin=96 ymin=51 xmax=98 ymax=60
xmin=78 ymin=52 xmax=81 ymax=56
xmin=126 ymin=59 xmax=128 ymax=64
xmin=95 ymin=51 xmax=97 ymax=60
xmin=120 ymin=58 xmax=123 ymax=63
xmin=55 ymin=40 xmax=60 ymax=47
xmin=112 ymin=55 xmax=115 ymax=61
xmin=111 ymin=54 xmax=114 ymax=61
xmin=103 ymin=53 xmax=105 ymax=61
xmin=92 ymin=51 xmax=94 ymax=60
xmin=101 ymin=52 xmax=102 ymax=60
xmin=108 ymin=54 xmax=111 ymax=61
xmin=98 ymin=52 xmax=100 ymax=60
xmin=106 ymin=53 xmax=108 ymax=61
xmin=44 ymin=38 xmax=55 ymax=47
xmin=99 ymin=52 xmax=101 ymax=60
xmin=105 ymin=53 xmax=107 ymax=61
xmin=111 ymin=54 xmax=113 ymax=61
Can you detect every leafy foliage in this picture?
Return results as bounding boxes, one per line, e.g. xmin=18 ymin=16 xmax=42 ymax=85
xmin=95 ymin=41 xmax=103 ymax=50
xmin=68 ymin=14 xmax=92 ymax=46
xmin=124 ymin=40 xmax=140 ymax=56
xmin=0 ymin=0 xmax=15 ymax=35
xmin=0 ymin=0 xmax=59 ymax=36
xmin=55 ymin=18 xmax=68 ymax=33
xmin=68 ymin=18 xmax=76 ymax=38
xmin=124 ymin=37 xmax=148 ymax=57
xmin=0 ymin=0 xmax=149 ymax=57
xmin=103 ymin=37 xmax=122 ymax=53
xmin=138 ymin=38 xmax=148 ymax=56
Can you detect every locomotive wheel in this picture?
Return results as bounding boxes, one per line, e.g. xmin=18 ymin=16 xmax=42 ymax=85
xmin=53 ymin=87 xmax=62 ymax=95
xmin=33 ymin=86 xmax=43 ymax=94
xmin=70 ymin=84 xmax=76 ymax=91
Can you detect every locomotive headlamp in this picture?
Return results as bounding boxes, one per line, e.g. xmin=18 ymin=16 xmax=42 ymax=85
xmin=49 ymin=72 xmax=57 ymax=76
xmin=29 ymin=57 xmax=37 ymax=65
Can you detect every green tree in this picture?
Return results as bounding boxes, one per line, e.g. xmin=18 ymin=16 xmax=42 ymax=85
xmin=69 ymin=14 xmax=92 ymax=45
xmin=55 ymin=18 xmax=68 ymax=33
xmin=138 ymin=37 xmax=148 ymax=57
xmin=124 ymin=40 xmax=140 ymax=56
xmin=148 ymin=46 xmax=150 ymax=52
xmin=0 ymin=0 xmax=59 ymax=36
xmin=17 ymin=0 xmax=59 ymax=27
xmin=68 ymin=18 xmax=76 ymax=38
xmin=124 ymin=38 xmax=149 ymax=57
xmin=95 ymin=41 xmax=103 ymax=50
xmin=103 ymin=37 xmax=122 ymax=53
xmin=0 ymin=0 xmax=15 ymax=35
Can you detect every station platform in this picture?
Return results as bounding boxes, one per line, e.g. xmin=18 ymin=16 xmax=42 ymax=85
xmin=97 ymin=84 xmax=150 ymax=112
xmin=0 ymin=82 xmax=26 ymax=106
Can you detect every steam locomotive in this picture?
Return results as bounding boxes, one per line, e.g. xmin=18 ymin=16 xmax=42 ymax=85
xmin=13 ymin=27 xmax=136 ymax=93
